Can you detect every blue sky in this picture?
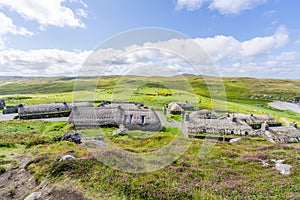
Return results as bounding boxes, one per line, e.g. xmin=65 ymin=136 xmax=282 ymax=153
xmin=0 ymin=0 xmax=300 ymax=78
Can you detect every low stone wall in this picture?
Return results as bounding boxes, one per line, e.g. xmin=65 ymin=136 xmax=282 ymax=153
xmin=19 ymin=111 xmax=71 ymax=120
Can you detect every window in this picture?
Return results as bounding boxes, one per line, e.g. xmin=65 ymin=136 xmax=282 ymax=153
xmin=123 ymin=115 xmax=127 ymax=124
xmin=129 ymin=114 xmax=133 ymax=124
xmin=141 ymin=115 xmax=145 ymax=124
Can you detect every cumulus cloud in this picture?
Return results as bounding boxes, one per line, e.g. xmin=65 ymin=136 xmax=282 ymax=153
xmin=209 ymin=0 xmax=267 ymax=15
xmin=274 ymin=51 xmax=297 ymax=61
xmin=0 ymin=26 xmax=294 ymax=78
xmin=240 ymin=26 xmax=288 ymax=57
xmin=0 ymin=0 xmax=86 ymax=29
xmin=0 ymin=12 xmax=33 ymax=49
xmin=176 ymin=0 xmax=267 ymax=14
xmin=76 ymin=8 xmax=88 ymax=18
xmin=0 ymin=49 xmax=90 ymax=76
xmin=176 ymin=0 xmax=207 ymax=11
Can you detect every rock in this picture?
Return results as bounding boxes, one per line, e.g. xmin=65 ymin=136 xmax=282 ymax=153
xmin=82 ymin=136 xmax=106 ymax=148
xmin=113 ymin=128 xmax=128 ymax=135
xmin=61 ymin=132 xmax=82 ymax=144
xmin=92 ymin=136 xmax=106 ymax=148
xmin=262 ymin=160 xmax=269 ymax=166
xmin=229 ymin=137 xmax=241 ymax=143
xmin=271 ymin=159 xmax=292 ymax=175
xmin=59 ymin=155 xmax=75 ymax=162
xmin=24 ymin=192 xmax=41 ymax=200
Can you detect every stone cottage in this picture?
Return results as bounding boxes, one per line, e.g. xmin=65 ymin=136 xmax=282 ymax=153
xmin=68 ymin=102 xmax=162 ymax=131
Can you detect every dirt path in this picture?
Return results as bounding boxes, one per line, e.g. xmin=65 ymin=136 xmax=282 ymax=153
xmin=0 ymin=156 xmax=87 ymax=200
xmin=155 ymin=111 xmax=188 ymax=137
xmin=0 ymin=156 xmax=37 ymax=200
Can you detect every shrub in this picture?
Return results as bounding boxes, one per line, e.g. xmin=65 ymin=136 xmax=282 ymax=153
xmin=0 ymin=166 xmax=6 ymax=175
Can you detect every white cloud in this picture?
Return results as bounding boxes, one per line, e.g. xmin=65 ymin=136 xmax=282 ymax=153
xmin=240 ymin=26 xmax=288 ymax=57
xmin=209 ymin=0 xmax=267 ymax=15
xmin=76 ymin=8 xmax=88 ymax=18
xmin=0 ymin=26 xmax=295 ymax=78
xmin=69 ymin=0 xmax=88 ymax=8
xmin=295 ymin=39 xmax=300 ymax=46
xmin=274 ymin=52 xmax=297 ymax=61
xmin=0 ymin=12 xmax=33 ymax=37
xmin=176 ymin=0 xmax=207 ymax=11
xmin=194 ymin=35 xmax=240 ymax=61
xmin=0 ymin=49 xmax=90 ymax=76
xmin=0 ymin=0 xmax=86 ymax=29
xmin=263 ymin=10 xmax=276 ymax=18
xmin=0 ymin=12 xmax=33 ymax=49
xmin=176 ymin=0 xmax=267 ymax=14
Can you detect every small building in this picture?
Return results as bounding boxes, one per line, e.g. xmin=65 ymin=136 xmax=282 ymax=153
xmin=18 ymin=102 xmax=93 ymax=119
xmin=168 ymin=101 xmax=194 ymax=114
xmin=189 ymin=109 xmax=218 ymax=119
xmin=0 ymin=100 xmax=5 ymax=110
xmin=69 ymin=102 xmax=162 ymax=131
xmin=3 ymin=105 xmax=19 ymax=114
xmin=263 ymin=125 xmax=300 ymax=143
xmin=186 ymin=118 xmax=256 ymax=136
xmin=231 ymin=113 xmax=281 ymax=129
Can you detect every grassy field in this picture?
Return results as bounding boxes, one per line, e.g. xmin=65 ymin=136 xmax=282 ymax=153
xmin=1 ymin=75 xmax=300 ymax=123
xmin=0 ymin=120 xmax=299 ymax=199
xmin=0 ymin=76 xmax=300 ymax=199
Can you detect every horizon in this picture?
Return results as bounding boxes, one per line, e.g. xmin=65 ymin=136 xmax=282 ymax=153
xmin=0 ymin=74 xmax=299 ymax=81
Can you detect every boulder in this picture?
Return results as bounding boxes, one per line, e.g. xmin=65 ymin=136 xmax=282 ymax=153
xmin=82 ymin=136 xmax=106 ymax=148
xmin=229 ymin=137 xmax=241 ymax=143
xmin=272 ymin=159 xmax=292 ymax=175
xmin=92 ymin=136 xmax=106 ymax=148
xmin=61 ymin=132 xmax=82 ymax=144
xmin=113 ymin=128 xmax=128 ymax=135
xmin=24 ymin=192 xmax=41 ymax=200
xmin=59 ymin=155 xmax=75 ymax=162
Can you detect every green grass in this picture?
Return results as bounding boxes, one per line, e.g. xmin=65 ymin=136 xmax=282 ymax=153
xmin=170 ymin=114 xmax=182 ymax=122
xmin=24 ymin=134 xmax=300 ymax=199
xmin=1 ymin=76 xmax=300 ymax=199
xmin=0 ymin=118 xmax=299 ymax=199
xmin=0 ymin=120 xmax=72 ymax=148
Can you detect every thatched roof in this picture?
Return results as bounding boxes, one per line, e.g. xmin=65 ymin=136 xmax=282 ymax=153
xmin=233 ymin=113 xmax=279 ymax=124
xmin=168 ymin=102 xmax=194 ymax=112
xmin=168 ymin=103 xmax=184 ymax=113
xmin=18 ymin=102 xmax=93 ymax=116
xmin=190 ymin=110 xmax=217 ymax=119
xmin=266 ymin=126 xmax=300 ymax=143
xmin=69 ymin=107 xmax=122 ymax=127
xmin=69 ymin=102 xmax=161 ymax=131
xmin=186 ymin=118 xmax=255 ymax=135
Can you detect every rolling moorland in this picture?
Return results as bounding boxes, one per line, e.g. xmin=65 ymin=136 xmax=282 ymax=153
xmin=0 ymin=75 xmax=300 ymax=199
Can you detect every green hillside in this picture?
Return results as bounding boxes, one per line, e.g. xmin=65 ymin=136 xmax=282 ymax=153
xmin=0 ymin=76 xmax=300 ymax=199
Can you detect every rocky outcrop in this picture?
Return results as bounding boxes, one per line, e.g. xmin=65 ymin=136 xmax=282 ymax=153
xmin=59 ymin=155 xmax=75 ymax=162
xmin=24 ymin=192 xmax=41 ymax=200
xmin=61 ymin=132 xmax=82 ymax=144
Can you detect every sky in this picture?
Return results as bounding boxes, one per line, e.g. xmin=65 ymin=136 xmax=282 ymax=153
xmin=0 ymin=0 xmax=300 ymax=78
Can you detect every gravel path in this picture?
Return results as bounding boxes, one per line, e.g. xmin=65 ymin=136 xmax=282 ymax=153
xmin=0 ymin=113 xmax=68 ymax=122
xmin=0 ymin=114 xmax=16 ymax=121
